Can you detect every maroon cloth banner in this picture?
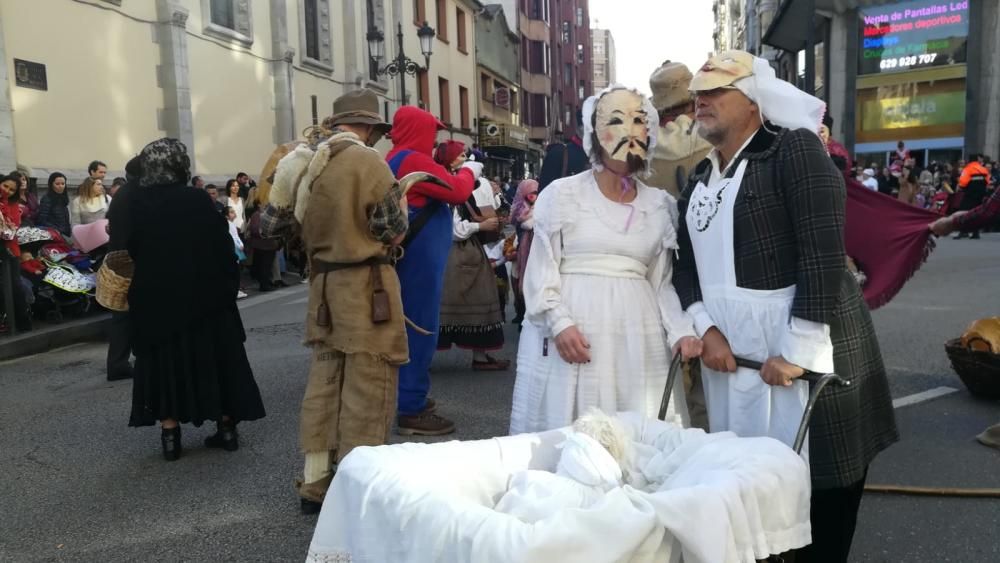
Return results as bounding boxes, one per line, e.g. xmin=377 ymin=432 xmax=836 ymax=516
xmin=844 ymin=174 xmax=937 ymax=310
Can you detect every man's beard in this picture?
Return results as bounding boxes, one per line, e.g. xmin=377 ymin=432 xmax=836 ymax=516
xmin=696 ymin=123 xmax=727 ymax=146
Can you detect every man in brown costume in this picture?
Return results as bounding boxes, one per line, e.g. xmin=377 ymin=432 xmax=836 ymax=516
xmin=278 ymin=90 xmax=410 ymax=514
xmin=645 ymin=61 xmax=713 ymax=198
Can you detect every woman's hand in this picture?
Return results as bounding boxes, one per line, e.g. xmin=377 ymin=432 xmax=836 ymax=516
xmin=479 ymin=217 xmax=500 ymax=232
xmin=760 ymin=356 xmax=806 ymax=387
xmin=700 ymin=327 xmax=737 ymax=372
xmin=554 ymin=325 xmax=591 ymax=364
xmin=929 ymin=212 xmax=964 ymax=236
xmin=672 ymin=336 xmax=704 ymax=361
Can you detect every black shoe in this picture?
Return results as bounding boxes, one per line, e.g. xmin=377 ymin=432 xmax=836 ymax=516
xmin=161 ymin=426 xmax=182 ymax=461
xmin=953 ymin=233 xmax=968 ymax=239
xmin=259 ymin=283 xmax=277 ymax=292
xmin=273 ymin=279 xmax=288 ymax=288
xmin=204 ymin=422 xmax=239 ymax=451
xmin=300 ymin=498 xmax=323 ymax=515
xmin=970 ymin=232 xmax=981 ymax=239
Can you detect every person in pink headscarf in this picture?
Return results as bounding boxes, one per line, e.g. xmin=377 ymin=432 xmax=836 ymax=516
xmin=509 ymin=179 xmax=539 ymax=326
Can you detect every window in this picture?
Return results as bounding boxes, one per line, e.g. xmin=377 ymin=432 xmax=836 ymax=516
xmin=418 ymin=70 xmax=430 ymax=109
xmin=481 ymin=73 xmax=492 ymax=101
xmin=301 ymin=0 xmax=333 ymax=71
xmin=438 ymin=77 xmax=451 ymax=124
xmin=544 ymin=43 xmax=551 ymax=74
xmin=210 ymin=0 xmax=234 ymax=28
xmin=562 ymin=22 xmax=570 ymax=44
xmin=414 ymin=0 xmax=426 ymax=25
xmin=459 ymin=86 xmax=470 ymax=130
xmin=564 ymin=63 xmax=572 ymax=85
xmin=529 ymin=0 xmax=547 ymax=22
xmin=565 ymin=104 xmax=571 ymax=127
xmin=436 ymin=0 xmax=448 ymax=41
xmin=576 ymin=6 xmax=583 ymax=27
xmin=456 ymin=8 xmax=467 ymax=53
xmin=579 ymin=80 xmax=585 ymax=100
xmin=577 ymin=43 xmax=584 ymax=64
xmin=528 ymin=40 xmax=545 ymax=74
xmin=202 ymin=0 xmax=253 ymax=46
xmin=304 ymin=2 xmax=319 ymax=59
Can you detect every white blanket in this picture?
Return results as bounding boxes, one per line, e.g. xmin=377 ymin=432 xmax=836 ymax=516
xmin=305 ymin=414 xmax=811 ymax=563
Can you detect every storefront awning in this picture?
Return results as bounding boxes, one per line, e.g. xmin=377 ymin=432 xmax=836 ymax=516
xmin=764 ymin=0 xmax=895 ymax=52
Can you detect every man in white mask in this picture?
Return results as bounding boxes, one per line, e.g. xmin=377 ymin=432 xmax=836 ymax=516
xmin=673 ymin=50 xmax=897 ymax=563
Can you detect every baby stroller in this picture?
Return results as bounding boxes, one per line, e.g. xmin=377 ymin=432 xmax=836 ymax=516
xmin=305 ymin=357 xmax=847 ymax=563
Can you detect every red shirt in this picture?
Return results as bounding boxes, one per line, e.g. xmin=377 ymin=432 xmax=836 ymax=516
xmin=386 ymin=106 xmax=476 ymax=208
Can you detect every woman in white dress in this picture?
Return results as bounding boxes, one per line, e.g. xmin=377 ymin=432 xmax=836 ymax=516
xmin=223 ymin=178 xmax=245 ymax=233
xmin=510 ymin=85 xmax=703 ymax=435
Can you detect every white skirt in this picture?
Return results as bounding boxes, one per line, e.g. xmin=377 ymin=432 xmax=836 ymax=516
xmin=510 ymin=273 xmax=687 ymax=435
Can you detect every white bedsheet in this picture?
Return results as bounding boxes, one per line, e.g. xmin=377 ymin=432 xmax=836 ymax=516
xmin=305 ymin=414 xmax=811 ymax=563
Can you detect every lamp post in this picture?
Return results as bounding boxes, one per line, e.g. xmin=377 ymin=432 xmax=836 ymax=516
xmin=367 ymin=21 xmax=436 ymax=107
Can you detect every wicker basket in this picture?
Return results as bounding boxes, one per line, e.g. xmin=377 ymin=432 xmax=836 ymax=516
xmin=96 ymin=250 xmax=134 ymax=312
xmin=945 ymin=338 xmax=1000 ymax=400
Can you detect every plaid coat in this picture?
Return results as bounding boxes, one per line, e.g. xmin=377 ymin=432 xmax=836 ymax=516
xmin=674 ymin=126 xmax=898 ymax=490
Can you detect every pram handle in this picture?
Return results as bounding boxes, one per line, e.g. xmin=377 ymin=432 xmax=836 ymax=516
xmin=659 ymin=355 xmax=849 ymax=454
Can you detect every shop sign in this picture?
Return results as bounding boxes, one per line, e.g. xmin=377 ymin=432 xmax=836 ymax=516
xmin=858 ymin=0 xmax=968 ymax=76
xmin=14 ymin=59 xmax=47 ymax=91
xmin=494 ymin=87 xmax=510 ymax=109
xmin=859 ymin=90 xmax=964 ymax=131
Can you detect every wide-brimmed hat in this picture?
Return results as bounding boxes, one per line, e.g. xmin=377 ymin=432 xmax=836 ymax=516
xmin=688 ymin=50 xmax=755 ymax=92
xmin=650 ymin=61 xmax=694 ymax=111
xmin=329 ymin=89 xmax=391 ymax=133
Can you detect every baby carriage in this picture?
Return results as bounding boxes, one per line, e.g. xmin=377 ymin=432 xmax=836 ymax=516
xmin=305 ymin=357 xmax=847 ymax=563
xmin=17 ymin=228 xmax=96 ymax=323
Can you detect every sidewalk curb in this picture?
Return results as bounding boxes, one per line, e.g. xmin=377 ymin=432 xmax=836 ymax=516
xmin=0 ymin=314 xmax=111 ymax=362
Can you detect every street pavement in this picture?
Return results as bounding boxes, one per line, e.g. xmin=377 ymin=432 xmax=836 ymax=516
xmin=1 ymin=235 xmax=998 ymax=562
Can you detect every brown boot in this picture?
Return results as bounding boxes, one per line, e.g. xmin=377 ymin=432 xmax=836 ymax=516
xmin=397 ymin=409 xmax=456 ymax=436
xmin=295 ymin=474 xmax=333 ymax=515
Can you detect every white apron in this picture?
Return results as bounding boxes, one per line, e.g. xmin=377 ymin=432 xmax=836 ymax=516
xmin=686 ymin=160 xmax=809 ymax=452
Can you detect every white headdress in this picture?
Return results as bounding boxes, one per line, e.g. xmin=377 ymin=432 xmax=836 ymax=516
xmin=581 ymin=83 xmax=660 ymax=177
xmin=732 ymin=57 xmax=826 ymax=137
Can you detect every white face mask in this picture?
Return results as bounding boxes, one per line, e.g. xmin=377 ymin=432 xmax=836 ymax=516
xmin=594 ymin=90 xmax=650 ymax=164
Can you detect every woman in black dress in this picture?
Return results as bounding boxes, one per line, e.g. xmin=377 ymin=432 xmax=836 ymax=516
xmin=126 ymin=138 xmax=265 ymax=461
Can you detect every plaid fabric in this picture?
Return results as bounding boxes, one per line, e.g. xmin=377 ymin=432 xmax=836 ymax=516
xmin=370 ymin=180 xmax=407 ymax=243
xmin=259 ymin=203 xmax=295 ymax=240
xmin=953 ymin=187 xmax=1000 ymax=231
xmin=674 ymin=126 xmax=898 ymax=489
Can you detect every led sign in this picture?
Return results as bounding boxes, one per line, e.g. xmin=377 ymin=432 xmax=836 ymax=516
xmin=858 ymin=0 xmax=968 ymax=75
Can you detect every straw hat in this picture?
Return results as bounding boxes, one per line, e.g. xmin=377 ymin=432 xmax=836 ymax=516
xmin=650 ymin=61 xmax=694 ymax=112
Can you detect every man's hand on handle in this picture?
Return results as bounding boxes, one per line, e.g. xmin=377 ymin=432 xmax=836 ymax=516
xmin=701 ymin=327 xmax=737 ymax=372
xmin=554 ymin=325 xmax=591 ymax=364
xmin=760 ymin=356 xmax=806 ymax=387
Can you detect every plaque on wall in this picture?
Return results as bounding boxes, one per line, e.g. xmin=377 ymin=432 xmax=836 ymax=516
xmin=14 ymin=59 xmax=47 ymax=91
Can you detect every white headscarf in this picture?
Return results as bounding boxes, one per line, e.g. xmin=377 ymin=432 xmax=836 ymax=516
xmin=732 ymin=57 xmax=826 ymax=137
xmin=581 ymin=83 xmax=660 ymax=177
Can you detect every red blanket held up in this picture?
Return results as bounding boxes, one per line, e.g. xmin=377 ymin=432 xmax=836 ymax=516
xmin=844 ymin=175 xmax=938 ymax=310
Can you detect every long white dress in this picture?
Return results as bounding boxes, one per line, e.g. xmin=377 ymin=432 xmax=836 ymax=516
xmin=509 ymin=170 xmax=696 ymax=434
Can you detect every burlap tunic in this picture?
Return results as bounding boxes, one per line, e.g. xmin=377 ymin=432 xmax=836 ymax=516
xmin=301 ymin=141 xmax=408 ymax=365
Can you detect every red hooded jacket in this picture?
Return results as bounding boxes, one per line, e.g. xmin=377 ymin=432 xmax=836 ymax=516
xmin=387 ymin=106 xmax=475 ymax=208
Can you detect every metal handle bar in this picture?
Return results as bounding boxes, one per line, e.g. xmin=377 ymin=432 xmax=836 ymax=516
xmin=659 ymin=355 xmax=849 ymax=454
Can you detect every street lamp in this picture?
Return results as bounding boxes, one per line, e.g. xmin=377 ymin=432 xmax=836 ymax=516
xmin=367 ymin=21 xmax=436 ymax=107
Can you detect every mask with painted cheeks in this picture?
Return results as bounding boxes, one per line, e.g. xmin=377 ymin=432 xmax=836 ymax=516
xmin=594 ymin=89 xmax=650 ymax=168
